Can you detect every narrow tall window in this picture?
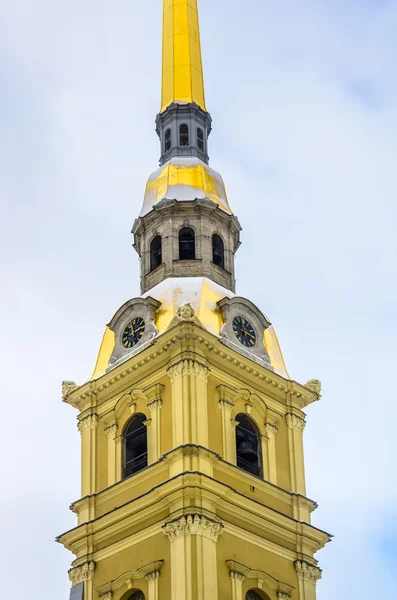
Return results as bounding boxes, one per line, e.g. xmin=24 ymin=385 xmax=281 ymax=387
xmin=150 ymin=235 xmax=162 ymax=272
xmin=197 ymin=127 xmax=204 ymax=151
xmin=123 ymin=414 xmax=148 ymax=478
xmin=180 ymin=124 xmax=189 ymax=146
xmin=235 ymin=414 xmax=262 ymax=478
xmin=212 ymin=234 xmax=225 ymax=269
xmin=179 ymin=227 xmax=196 ymax=260
xmin=164 ymin=128 xmax=171 ymax=152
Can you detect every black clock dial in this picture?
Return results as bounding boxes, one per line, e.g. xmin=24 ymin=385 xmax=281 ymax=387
xmin=232 ymin=316 xmax=256 ymax=348
xmin=122 ymin=317 xmax=145 ymax=349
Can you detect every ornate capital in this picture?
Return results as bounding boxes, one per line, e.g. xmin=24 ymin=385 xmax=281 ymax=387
xmin=278 ymin=593 xmax=291 ymax=600
xmin=264 ymin=422 xmax=278 ymax=437
xmin=146 ymin=570 xmax=161 ymax=582
xmin=147 ymin=399 xmax=163 ymax=412
xmin=295 ymin=561 xmax=322 ymax=585
xmin=68 ymin=561 xmax=95 ymax=586
xmin=286 ymin=413 xmax=306 ymax=432
xmin=62 ymin=380 xmax=77 ymax=401
xmin=167 ymin=360 xmax=209 ymax=382
xmin=162 ymin=514 xmax=223 ymax=542
xmin=78 ymin=414 xmax=99 ymax=434
xmin=218 ymin=399 xmax=233 ymax=412
xmin=99 ymin=593 xmax=112 ymax=600
xmin=230 ymin=570 xmax=245 ymax=583
xmin=105 ymin=424 xmax=117 ymax=439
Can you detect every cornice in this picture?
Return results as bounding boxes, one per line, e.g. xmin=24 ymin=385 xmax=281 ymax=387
xmin=63 ymin=322 xmax=318 ymax=412
xmin=162 ymin=514 xmax=223 ymax=541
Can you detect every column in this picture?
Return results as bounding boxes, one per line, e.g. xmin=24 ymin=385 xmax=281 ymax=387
xmin=218 ymin=400 xmax=235 ymax=462
xmin=146 ymin=384 xmax=164 ymax=463
xmin=105 ymin=424 xmax=117 ymax=486
xmin=78 ymin=414 xmax=99 ymax=497
xmin=295 ymin=561 xmax=322 ymax=600
xmin=163 ymin=514 xmax=223 ymax=600
xmin=146 ymin=570 xmax=160 ymax=600
xmin=167 ymin=362 xmax=186 ymax=446
xmin=192 ymin=362 xmax=209 ymax=447
xmin=286 ymin=414 xmax=307 ymax=495
xmin=264 ymin=422 xmax=278 ymax=485
xmin=229 ymin=570 xmax=245 ymax=600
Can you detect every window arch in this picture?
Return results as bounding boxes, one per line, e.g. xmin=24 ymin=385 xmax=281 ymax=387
xmin=164 ymin=128 xmax=171 ymax=152
xmin=123 ymin=414 xmax=148 ymax=479
xmin=197 ymin=127 xmax=204 ymax=151
xmin=212 ymin=234 xmax=225 ymax=269
xmin=150 ymin=235 xmax=162 ymax=272
xmin=235 ymin=414 xmax=263 ymax=478
xmin=180 ymin=123 xmax=189 ymax=146
xmin=179 ymin=227 xmax=196 ymax=260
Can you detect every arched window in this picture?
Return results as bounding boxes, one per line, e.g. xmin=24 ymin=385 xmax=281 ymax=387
xmin=197 ymin=127 xmax=204 ymax=151
xmin=180 ymin=124 xmax=189 ymax=146
xmin=150 ymin=235 xmax=162 ymax=272
xmin=123 ymin=414 xmax=148 ymax=478
xmin=235 ymin=414 xmax=262 ymax=478
xmin=128 ymin=592 xmax=145 ymax=600
xmin=179 ymin=227 xmax=196 ymax=260
xmin=164 ymin=128 xmax=171 ymax=152
xmin=212 ymin=234 xmax=225 ymax=269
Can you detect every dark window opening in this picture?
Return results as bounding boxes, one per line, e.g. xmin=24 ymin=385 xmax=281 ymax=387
xmin=180 ymin=124 xmax=189 ymax=146
xmin=128 ymin=592 xmax=145 ymax=600
xmin=179 ymin=227 xmax=196 ymax=260
xmin=236 ymin=414 xmax=262 ymax=478
xmin=164 ymin=128 xmax=171 ymax=153
xmin=150 ymin=235 xmax=162 ymax=272
xmin=123 ymin=414 xmax=148 ymax=479
xmin=197 ymin=127 xmax=204 ymax=151
xmin=212 ymin=234 xmax=225 ymax=269
xmin=246 ymin=593 xmax=264 ymax=600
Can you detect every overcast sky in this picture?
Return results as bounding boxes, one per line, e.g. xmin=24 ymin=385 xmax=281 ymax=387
xmin=1 ymin=0 xmax=396 ymax=598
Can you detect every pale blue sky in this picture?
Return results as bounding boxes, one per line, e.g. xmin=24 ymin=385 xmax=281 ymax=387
xmin=1 ymin=0 xmax=396 ymax=598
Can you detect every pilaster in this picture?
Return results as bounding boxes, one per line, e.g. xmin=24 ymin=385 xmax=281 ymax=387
xmin=167 ymin=360 xmax=209 ymax=448
xmin=77 ymin=414 xmax=99 ymax=496
xmin=104 ymin=424 xmax=117 ymax=486
xmin=217 ymin=385 xmax=235 ymax=463
xmin=162 ymin=514 xmax=223 ymax=600
xmin=146 ymin=570 xmax=161 ymax=600
xmin=286 ymin=413 xmax=307 ymax=495
xmin=295 ymin=561 xmax=322 ymax=600
xmin=264 ymin=422 xmax=278 ymax=485
xmin=229 ymin=570 xmax=245 ymax=600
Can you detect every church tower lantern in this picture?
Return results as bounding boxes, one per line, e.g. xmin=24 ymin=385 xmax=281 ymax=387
xmin=58 ymin=2 xmax=330 ymax=600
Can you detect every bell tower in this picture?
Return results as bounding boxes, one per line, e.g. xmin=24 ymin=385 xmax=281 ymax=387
xmin=58 ymin=2 xmax=330 ymax=600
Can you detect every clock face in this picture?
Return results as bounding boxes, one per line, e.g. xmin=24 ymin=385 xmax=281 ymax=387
xmin=122 ymin=317 xmax=146 ymax=349
xmin=232 ymin=316 xmax=256 ymax=348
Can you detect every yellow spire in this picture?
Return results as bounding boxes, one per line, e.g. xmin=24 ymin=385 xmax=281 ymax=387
xmin=161 ymin=0 xmax=207 ymax=113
